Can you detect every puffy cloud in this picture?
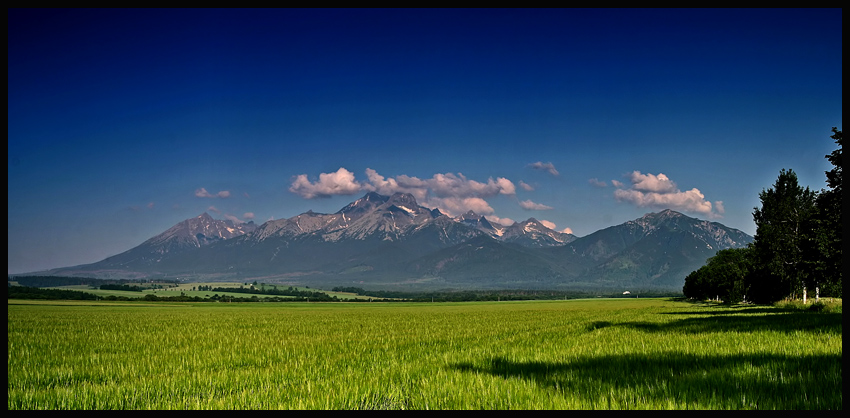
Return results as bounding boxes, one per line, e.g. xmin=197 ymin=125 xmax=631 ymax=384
xmin=519 ymin=181 xmax=535 ymax=191
xmin=613 ymin=171 xmax=723 ymax=218
xmin=538 ymin=220 xmax=572 ymax=234
xmin=361 ymin=168 xmax=516 ymax=216
xmin=714 ymin=201 xmax=725 ymax=215
xmin=289 ymin=167 xmax=362 ymax=199
xmin=519 ymin=199 xmax=554 ymax=210
xmin=539 ymin=219 xmax=557 ymax=230
xmin=527 ymin=161 xmax=559 ymax=176
xmin=588 ymin=178 xmax=607 ymax=188
xmin=611 ymin=180 xmax=625 ymax=188
xmin=484 ymin=215 xmax=515 ymax=226
xmin=195 ymin=188 xmax=231 ymax=198
xmin=243 ymin=212 xmax=255 ymax=220
xmin=428 ymin=173 xmax=515 ymax=198
xmin=627 ymin=171 xmax=677 ymax=193
xmin=614 ymin=188 xmax=712 ymax=213
xmin=428 ymin=196 xmax=495 ymax=217
xmin=291 ymin=167 xmax=521 ymax=218
xmin=496 ymin=177 xmax=516 ymax=195
xmin=363 ymin=168 xmax=400 ymax=195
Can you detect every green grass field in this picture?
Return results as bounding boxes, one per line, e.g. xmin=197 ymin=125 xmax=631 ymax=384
xmin=7 ymin=298 xmax=841 ymax=409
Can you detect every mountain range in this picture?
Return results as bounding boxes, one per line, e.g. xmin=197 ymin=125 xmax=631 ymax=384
xmin=27 ymin=192 xmax=753 ymax=291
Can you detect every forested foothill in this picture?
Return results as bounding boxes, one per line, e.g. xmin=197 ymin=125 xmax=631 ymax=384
xmin=684 ymin=128 xmax=842 ymax=305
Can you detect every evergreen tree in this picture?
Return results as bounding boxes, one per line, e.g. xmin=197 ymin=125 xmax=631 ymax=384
xmin=810 ymin=127 xmax=842 ymax=297
xmin=749 ymin=169 xmax=817 ymax=303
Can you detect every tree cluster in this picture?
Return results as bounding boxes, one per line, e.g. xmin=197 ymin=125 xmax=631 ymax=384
xmin=684 ymin=128 xmax=842 ymax=304
xmin=99 ymin=284 xmax=144 ymax=292
xmin=7 ymin=285 xmax=99 ymax=300
xmin=683 ymin=248 xmax=753 ymax=303
xmin=206 ymin=285 xmax=333 ymax=299
xmin=10 ymin=275 xmax=107 ymax=287
xmin=331 ymin=286 xmax=681 ymax=302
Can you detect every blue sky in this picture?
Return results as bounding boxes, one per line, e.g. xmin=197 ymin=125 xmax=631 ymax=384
xmin=8 ymin=9 xmax=842 ymax=274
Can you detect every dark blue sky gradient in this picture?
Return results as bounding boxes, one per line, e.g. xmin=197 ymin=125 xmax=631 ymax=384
xmin=8 ymin=9 xmax=842 ymax=273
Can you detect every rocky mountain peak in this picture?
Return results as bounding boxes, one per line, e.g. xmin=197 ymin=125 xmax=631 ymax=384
xmin=384 ymin=192 xmax=418 ymax=208
xmin=640 ymin=209 xmax=686 ymax=222
xmin=455 ymin=210 xmax=482 ymax=222
xmin=196 ymin=212 xmax=214 ymax=222
xmin=336 ymin=192 xmax=389 ymax=216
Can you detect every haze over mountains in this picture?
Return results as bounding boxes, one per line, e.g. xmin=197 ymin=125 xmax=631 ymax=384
xmin=27 ymin=192 xmax=753 ymax=291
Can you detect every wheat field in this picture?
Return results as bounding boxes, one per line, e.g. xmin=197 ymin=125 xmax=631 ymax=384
xmin=7 ymin=298 xmax=841 ymax=409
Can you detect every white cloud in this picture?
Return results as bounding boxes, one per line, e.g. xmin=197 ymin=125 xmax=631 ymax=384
xmin=243 ymin=212 xmax=255 ymax=220
xmin=496 ymin=177 xmax=516 ymax=195
xmin=611 ymin=180 xmax=625 ymax=188
xmin=428 ymin=172 xmax=515 ymax=198
xmin=289 ymin=167 xmax=362 ymax=199
xmin=290 ymin=167 xmax=521 ymax=218
xmin=361 ymin=168 xmax=518 ymax=216
xmin=363 ymin=168 xmax=403 ymax=196
xmin=588 ymin=178 xmax=607 ymax=188
xmin=613 ymin=171 xmax=723 ymax=218
xmin=428 ymin=196 xmax=495 ymax=217
xmin=519 ymin=199 xmax=554 ymax=210
xmin=539 ymin=219 xmax=557 ymax=230
xmin=713 ymin=201 xmax=725 ymax=215
xmin=538 ymin=220 xmax=572 ymax=234
xmin=528 ymin=161 xmax=559 ymax=176
xmin=195 ymin=188 xmax=231 ymax=198
xmin=484 ymin=215 xmax=515 ymax=226
xmin=519 ymin=181 xmax=535 ymax=191
xmin=627 ymin=171 xmax=677 ymax=193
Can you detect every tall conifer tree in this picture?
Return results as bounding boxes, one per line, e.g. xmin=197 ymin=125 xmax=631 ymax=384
xmin=749 ymin=169 xmax=816 ymax=303
xmin=811 ymin=128 xmax=842 ymax=297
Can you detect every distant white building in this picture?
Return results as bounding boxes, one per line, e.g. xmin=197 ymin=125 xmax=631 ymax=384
xmin=623 ymin=291 xmax=631 ymax=295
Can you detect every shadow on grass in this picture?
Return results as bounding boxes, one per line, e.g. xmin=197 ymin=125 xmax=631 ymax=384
xmin=586 ymin=309 xmax=841 ymax=335
xmin=451 ymin=353 xmax=841 ymax=409
xmin=662 ymin=307 xmax=798 ymax=316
